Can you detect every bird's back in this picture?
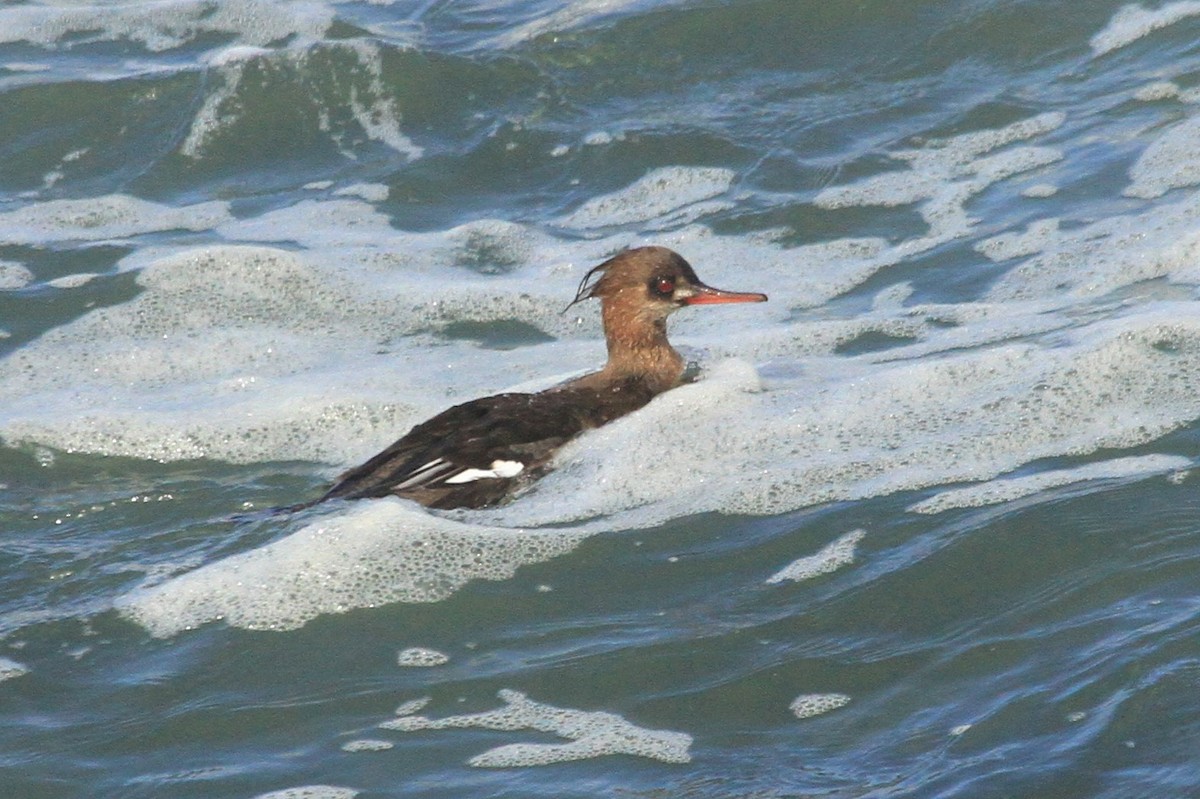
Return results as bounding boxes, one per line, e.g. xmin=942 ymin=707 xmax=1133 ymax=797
xmin=320 ymin=376 xmax=660 ymax=509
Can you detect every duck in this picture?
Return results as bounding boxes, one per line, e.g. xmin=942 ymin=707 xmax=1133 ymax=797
xmin=315 ymin=246 xmax=767 ymax=509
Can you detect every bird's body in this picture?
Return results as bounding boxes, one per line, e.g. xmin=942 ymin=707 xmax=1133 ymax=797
xmin=320 ymin=377 xmax=658 ymax=509
xmin=315 ymin=246 xmax=766 ymax=510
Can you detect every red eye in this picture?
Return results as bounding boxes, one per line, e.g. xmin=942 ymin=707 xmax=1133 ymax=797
xmin=654 ymin=276 xmax=675 ymax=296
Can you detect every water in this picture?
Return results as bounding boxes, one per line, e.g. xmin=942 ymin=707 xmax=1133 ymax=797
xmin=3 ymin=1 xmax=1200 ymax=796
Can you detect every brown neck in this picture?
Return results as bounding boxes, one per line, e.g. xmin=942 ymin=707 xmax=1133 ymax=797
xmin=570 ymin=299 xmax=684 ymax=394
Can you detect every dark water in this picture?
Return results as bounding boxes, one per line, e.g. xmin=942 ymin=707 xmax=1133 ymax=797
xmin=3 ymin=1 xmax=1200 ymax=797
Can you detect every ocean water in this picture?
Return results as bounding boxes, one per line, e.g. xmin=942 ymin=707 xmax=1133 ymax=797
xmin=3 ymin=0 xmax=1200 ymax=796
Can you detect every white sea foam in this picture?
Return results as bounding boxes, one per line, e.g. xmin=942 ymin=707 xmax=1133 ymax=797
xmin=556 ymin=166 xmax=737 ymax=230
xmin=378 ymin=689 xmax=692 ymax=767
xmin=767 ymin=530 xmax=865 ymax=584
xmin=116 ymin=500 xmax=586 ymax=635
xmin=583 ymin=131 xmax=617 ymax=146
xmin=0 ymin=261 xmax=33 ymax=290
xmin=815 ymin=113 xmax=1064 ymax=249
xmin=1021 ymin=183 xmax=1059 ymax=198
xmin=397 ymin=647 xmax=449 ymax=667
xmin=790 ymin=693 xmax=851 ymax=719
xmin=47 ymin=273 xmax=99 ymax=289
xmin=0 ymin=195 xmax=230 ymax=245
xmin=987 ymin=171 xmax=1200 ymax=302
xmin=1126 ymin=114 xmax=1200 ymax=198
xmin=340 ymin=739 xmax=393 ymax=752
xmin=976 ymin=218 xmax=1061 ymax=262
xmin=1091 ymin=2 xmax=1200 ymax=56
xmin=907 ymin=455 xmax=1190 ymax=515
xmin=393 ymin=697 xmax=432 ymax=717
xmin=0 ymin=231 xmax=591 ymax=465
xmin=986 ymin=95 xmax=1200 ymax=297
xmin=333 ymin=183 xmax=390 ymax=203
xmin=1134 ymin=81 xmax=1182 ymax=102
xmin=0 ymin=0 xmax=335 ymax=53
xmin=216 ymin=198 xmax=399 ymax=247
xmin=251 ymin=787 xmax=358 ymax=799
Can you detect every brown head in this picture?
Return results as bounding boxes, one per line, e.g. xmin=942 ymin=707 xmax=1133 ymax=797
xmin=567 ymin=246 xmax=767 ymax=390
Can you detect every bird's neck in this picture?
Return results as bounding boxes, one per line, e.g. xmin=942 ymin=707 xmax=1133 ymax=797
xmin=572 ymin=301 xmax=684 ymax=394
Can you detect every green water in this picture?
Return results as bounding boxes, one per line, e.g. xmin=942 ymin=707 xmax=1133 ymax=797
xmin=4 ymin=1 xmax=1200 ymax=797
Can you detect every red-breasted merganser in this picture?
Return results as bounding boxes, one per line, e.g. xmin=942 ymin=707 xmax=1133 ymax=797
xmin=317 ymin=246 xmax=767 ymax=510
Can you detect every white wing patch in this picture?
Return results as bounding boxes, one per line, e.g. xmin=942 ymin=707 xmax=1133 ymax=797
xmin=394 ymin=459 xmax=458 ymax=490
xmin=444 ymin=459 xmax=525 ymax=484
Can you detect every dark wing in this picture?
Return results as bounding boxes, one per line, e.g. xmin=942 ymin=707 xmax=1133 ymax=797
xmin=319 ymin=379 xmax=658 ymax=510
xmin=320 ymin=392 xmax=540 ymax=507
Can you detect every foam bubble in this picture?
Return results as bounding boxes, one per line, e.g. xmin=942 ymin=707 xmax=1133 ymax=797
xmin=976 ymin=218 xmax=1060 ymax=262
xmin=0 ymin=243 xmax=423 ymax=463
xmin=1020 ymin=183 xmax=1059 ymax=198
xmin=556 ymin=166 xmax=736 ymax=229
xmin=789 ymin=693 xmax=851 ymax=719
xmin=251 ymin=787 xmax=358 ymax=799
xmin=815 ymin=113 xmax=1064 ymax=260
xmin=1134 ymin=81 xmax=1182 ymax=102
xmin=1126 ymin=115 xmax=1200 ymax=199
xmin=987 ymin=182 xmax=1200 ymax=301
xmin=583 ymin=131 xmax=616 ymax=146
xmin=907 ymin=455 xmax=1190 ymax=514
xmin=0 ymin=238 xmax=585 ymax=465
xmin=1091 ymin=2 xmax=1200 ymax=56
xmin=333 ymin=183 xmax=389 ymax=203
xmin=0 ymin=656 xmax=29 ymax=682
xmin=0 ymin=194 xmax=230 ymax=245
xmin=397 ymin=647 xmax=449 ymax=667
xmin=340 ymin=739 xmax=393 ymax=752
xmin=0 ymin=0 xmax=335 ymax=53
xmin=116 ymin=500 xmax=586 ymax=635
xmin=379 ymin=689 xmax=691 ymax=767
xmin=0 ymin=261 xmax=33 ymax=289
xmin=393 ymin=697 xmax=432 ymax=717
xmin=216 ymin=199 xmax=398 ymax=247
xmin=46 ymin=273 xmax=99 ymax=289
xmin=767 ymin=530 xmax=865 ymax=584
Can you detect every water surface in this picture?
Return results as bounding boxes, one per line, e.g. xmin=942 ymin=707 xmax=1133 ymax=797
xmin=3 ymin=1 xmax=1200 ymax=797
